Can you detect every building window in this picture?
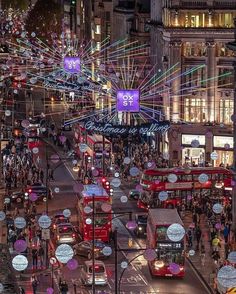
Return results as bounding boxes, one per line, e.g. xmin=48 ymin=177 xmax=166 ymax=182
xmin=95 ymin=25 xmax=101 ymax=35
xmin=182 ymin=134 xmax=205 ymax=145
xmin=184 ymin=98 xmax=206 ymax=122
xmin=213 ymin=136 xmax=233 ymax=148
xmin=183 ymin=42 xmax=206 ymax=57
xmin=219 ymin=99 xmax=233 ymax=124
xmin=184 ymin=66 xmax=206 ymax=87
xmin=218 ymin=68 xmax=234 ymax=88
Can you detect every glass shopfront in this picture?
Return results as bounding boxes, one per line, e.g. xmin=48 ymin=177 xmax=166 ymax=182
xmin=182 ymin=135 xmax=205 ymax=165
xmin=213 ymin=136 xmax=233 ymax=167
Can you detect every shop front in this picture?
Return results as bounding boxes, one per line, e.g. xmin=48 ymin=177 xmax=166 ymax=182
xmin=213 ymin=136 xmax=233 ymax=167
xmin=181 ymin=134 xmax=206 ymax=165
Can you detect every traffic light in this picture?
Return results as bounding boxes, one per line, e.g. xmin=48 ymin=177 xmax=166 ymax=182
xmin=102 ymin=179 xmax=113 ymax=196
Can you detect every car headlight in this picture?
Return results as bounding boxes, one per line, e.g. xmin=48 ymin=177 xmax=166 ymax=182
xmin=154 ymin=260 xmax=165 ymax=269
xmin=138 ymin=226 xmax=142 ymax=231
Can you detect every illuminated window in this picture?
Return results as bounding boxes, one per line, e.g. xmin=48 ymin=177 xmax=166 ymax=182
xmin=96 ymin=42 xmax=101 ymax=51
xmin=184 ymin=98 xmax=206 ymax=122
xmin=219 ymin=99 xmax=233 ymax=124
xmin=190 ymin=15 xmax=199 ymax=27
xmin=218 ymin=68 xmax=234 ymax=88
xmin=95 ymin=25 xmax=101 ymax=34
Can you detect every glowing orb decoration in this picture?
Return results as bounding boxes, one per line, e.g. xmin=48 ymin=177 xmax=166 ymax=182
xmin=111 ymin=178 xmax=121 ymax=188
xmin=85 ymin=218 xmax=92 ymax=225
xmin=29 ymin=193 xmax=38 ymax=202
xmin=135 ymin=184 xmax=143 ymax=192
xmin=59 ymin=135 xmax=66 ymax=144
xmin=84 ymin=206 xmax=93 ymax=214
xmin=116 ymin=89 xmax=140 ymax=112
xmin=189 ymin=249 xmax=195 ymax=256
xmin=168 ymin=173 xmax=178 ymax=183
xmin=73 ymin=183 xmax=84 ymax=193
xmin=0 ymin=211 xmax=6 ymax=221
xmin=167 ymin=223 xmax=185 ymax=242
xmin=129 ymin=167 xmax=140 ymax=177
xmin=123 ymin=157 xmax=131 ymax=164
xmin=168 ymin=263 xmax=181 ymax=275
xmin=126 ymin=221 xmax=137 ymax=230
xmin=121 ymin=261 xmax=128 ymax=269
xmin=5 ymin=110 xmax=11 ymax=116
xmin=224 ymin=143 xmax=230 ymax=150
xmin=32 ymin=147 xmax=39 ymax=154
xmin=21 ymin=119 xmax=30 ymax=128
xmin=215 ymin=223 xmax=222 ymax=230
xmin=213 ymin=203 xmax=223 ymax=214
xmin=14 ymin=240 xmax=27 ymax=253
xmin=143 ymin=249 xmax=157 ymax=261
xmin=0 ymin=283 xmax=3 ymax=293
xmin=228 ymin=252 xmax=236 ymax=264
xmin=198 ymin=173 xmax=209 ymax=184
xmin=158 ymin=191 xmax=168 ymax=202
xmin=101 ymin=203 xmax=112 ymax=213
xmin=114 ymin=172 xmax=120 ymax=178
xmin=92 ymin=169 xmax=99 ymax=177
xmin=64 ymin=56 xmax=81 ymax=73
xmin=191 ymin=139 xmax=200 ymax=148
xmin=46 ymin=288 xmax=54 ymax=294
xmin=120 ymin=196 xmax=128 ymax=203
xmin=55 ymin=244 xmax=74 ymax=264
xmin=67 ymin=258 xmax=78 ymax=270
xmin=210 ymin=151 xmax=218 ymax=160
xmin=14 ymin=217 xmax=26 ymax=229
xmin=63 ymin=209 xmax=71 ymax=218
xmin=50 ymin=154 xmax=60 ymax=164
xmin=79 ymin=143 xmax=89 ymax=153
xmin=54 ymin=187 xmax=60 ymax=193
xmin=217 ymin=266 xmax=236 ymax=289
xmin=12 ymin=255 xmax=28 ymax=271
xmin=38 ymin=215 xmax=51 ymax=229
xmin=102 ymin=246 xmax=112 ymax=257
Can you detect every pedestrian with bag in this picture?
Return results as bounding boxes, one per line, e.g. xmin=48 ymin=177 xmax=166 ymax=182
xmin=31 ymin=274 xmax=38 ymax=294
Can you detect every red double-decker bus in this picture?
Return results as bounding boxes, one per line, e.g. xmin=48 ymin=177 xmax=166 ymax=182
xmin=74 ymin=124 xmax=112 ymax=175
xmin=138 ymin=167 xmax=233 ymax=210
xmin=77 ymin=184 xmax=112 ymax=242
xmin=147 ymin=208 xmax=185 ymax=277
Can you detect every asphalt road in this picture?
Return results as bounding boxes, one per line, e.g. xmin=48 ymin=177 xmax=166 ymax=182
xmin=32 ymin=140 xmax=210 ymax=294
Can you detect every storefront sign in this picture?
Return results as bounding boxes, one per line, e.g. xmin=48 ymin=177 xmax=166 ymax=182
xmin=84 ymin=121 xmax=170 ymax=136
xmin=116 ymin=89 xmax=140 ymax=112
xmin=63 ymin=56 xmax=80 ymax=73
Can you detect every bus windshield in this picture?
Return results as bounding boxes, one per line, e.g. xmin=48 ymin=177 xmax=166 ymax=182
xmin=156 ymin=251 xmax=184 ymax=266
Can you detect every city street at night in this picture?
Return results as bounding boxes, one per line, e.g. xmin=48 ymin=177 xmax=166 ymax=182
xmin=0 ymin=0 xmax=236 ymax=294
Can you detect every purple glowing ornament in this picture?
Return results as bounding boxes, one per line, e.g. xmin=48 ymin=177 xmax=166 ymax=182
xmin=14 ymin=240 xmax=27 ymax=253
xmin=92 ymin=169 xmax=99 ymax=177
xmin=50 ymin=154 xmax=60 ymax=164
xmin=215 ymin=223 xmax=222 ymax=230
xmin=101 ymin=203 xmax=112 ymax=213
xmin=135 ymin=184 xmax=143 ymax=192
xmin=29 ymin=193 xmax=38 ymax=202
xmin=59 ymin=136 xmax=66 ymax=144
xmin=168 ymin=263 xmax=181 ymax=275
xmin=126 ymin=221 xmax=137 ymax=231
xmin=66 ymin=258 xmax=78 ymax=270
xmin=46 ymin=288 xmax=54 ymax=294
xmin=143 ymin=249 xmax=157 ymax=261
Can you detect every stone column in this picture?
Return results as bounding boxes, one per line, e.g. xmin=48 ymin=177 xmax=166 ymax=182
xmin=169 ymin=40 xmax=182 ymax=122
xmin=206 ymin=40 xmax=216 ymax=122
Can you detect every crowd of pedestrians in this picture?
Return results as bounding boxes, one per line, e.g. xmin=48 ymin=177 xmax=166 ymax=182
xmin=1 ymin=136 xmax=50 ymax=294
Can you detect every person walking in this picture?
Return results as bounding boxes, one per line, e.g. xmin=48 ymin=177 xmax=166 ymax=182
xmin=223 ymin=224 xmax=230 ymax=244
xmin=200 ymin=242 xmax=206 ymax=266
xmin=60 ymin=280 xmax=69 ymax=294
xmin=38 ymin=245 xmax=44 ymax=268
xmin=31 ymin=274 xmax=38 ymax=294
xmin=195 ymin=226 xmax=202 ymax=250
xmin=32 ymin=247 xmax=38 ymax=269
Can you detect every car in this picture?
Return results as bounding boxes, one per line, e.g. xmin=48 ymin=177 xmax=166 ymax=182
xmin=74 ymin=240 xmax=110 ymax=260
xmin=81 ymin=260 xmax=107 ymax=286
xmin=134 ymin=214 xmax=147 ymax=237
xmin=26 ymin=183 xmax=52 ymax=200
xmin=52 ymin=213 xmax=70 ymax=230
xmin=129 ymin=190 xmax=141 ymax=200
xmin=56 ymin=223 xmax=77 ymax=244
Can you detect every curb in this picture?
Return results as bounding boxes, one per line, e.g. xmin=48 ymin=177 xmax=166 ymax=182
xmin=187 ymin=257 xmax=215 ymax=294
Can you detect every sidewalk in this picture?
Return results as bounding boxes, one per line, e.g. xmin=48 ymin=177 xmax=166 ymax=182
xmin=183 ymin=211 xmax=222 ymax=292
